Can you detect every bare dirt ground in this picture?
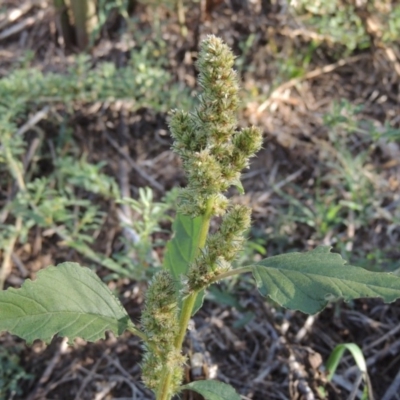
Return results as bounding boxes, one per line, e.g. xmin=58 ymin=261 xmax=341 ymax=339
xmin=1 ymin=1 xmax=400 ymax=399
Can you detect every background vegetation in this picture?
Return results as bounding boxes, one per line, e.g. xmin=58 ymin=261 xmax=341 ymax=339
xmin=0 ymin=0 xmax=400 ymax=399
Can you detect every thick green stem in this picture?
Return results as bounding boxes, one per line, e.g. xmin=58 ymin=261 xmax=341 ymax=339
xmin=156 ymin=369 xmax=173 ymax=400
xmin=196 ymin=198 xmax=214 ymax=251
xmin=155 ymin=198 xmax=214 ymax=400
xmin=174 ymin=292 xmax=198 ymax=351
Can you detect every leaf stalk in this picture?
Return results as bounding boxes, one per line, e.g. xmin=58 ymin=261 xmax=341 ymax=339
xmin=208 ymin=266 xmax=253 ymax=284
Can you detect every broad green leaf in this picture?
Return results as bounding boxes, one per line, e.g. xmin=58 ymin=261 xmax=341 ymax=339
xmin=252 ymin=246 xmax=400 ymax=314
xmin=0 ymin=262 xmax=133 ymax=344
xmin=163 ymin=213 xmax=208 ymax=316
xmin=181 ymin=380 xmax=241 ymax=400
xmin=163 ymin=213 xmax=202 ymax=280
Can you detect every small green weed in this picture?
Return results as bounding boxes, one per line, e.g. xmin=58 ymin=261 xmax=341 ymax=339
xmin=0 ymin=345 xmax=33 ymax=400
xmin=111 ymin=187 xmax=178 ymax=280
xmin=290 ymin=0 xmax=400 ymax=55
xmin=290 ymin=0 xmax=370 ymax=53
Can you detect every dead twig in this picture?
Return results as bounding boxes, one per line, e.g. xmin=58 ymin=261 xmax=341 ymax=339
xmin=381 ymin=367 xmax=400 ymax=400
xmin=11 ymin=252 xmax=28 ymax=277
xmin=362 ymin=324 xmax=400 ymax=352
xmin=74 ymin=355 xmax=106 ymax=400
xmin=0 ymin=1 xmax=33 ymax=31
xmin=94 ymin=381 xmax=118 ymax=400
xmin=16 ymin=106 xmax=50 ymax=137
xmin=0 ymin=10 xmax=46 ymax=41
xmin=104 ymin=131 xmax=164 ymax=192
xmin=256 ymin=54 xmax=369 ymax=114
xmin=277 ymin=26 xmax=335 ymax=45
xmin=26 ymin=337 xmax=69 ymax=400
xmin=380 ymin=44 xmax=400 ymax=78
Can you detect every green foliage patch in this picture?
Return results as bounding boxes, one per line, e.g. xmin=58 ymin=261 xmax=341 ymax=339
xmin=0 ymin=345 xmax=33 ymax=400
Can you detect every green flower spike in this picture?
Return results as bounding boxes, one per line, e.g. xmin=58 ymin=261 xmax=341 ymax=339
xmin=141 ymin=271 xmax=184 ymax=396
xmin=169 ymin=35 xmax=263 ymax=218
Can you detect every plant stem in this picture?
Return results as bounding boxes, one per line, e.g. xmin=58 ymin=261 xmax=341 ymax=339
xmin=174 ymin=291 xmax=198 ymax=351
xmin=156 ymin=251 xmax=252 ymax=398
xmin=126 ymin=325 xmax=149 ymax=343
xmin=209 ymin=266 xmax=253 ymax=284
xmin=196 ymin=197 xmax=214 ymax=250
xmin=159 ymin=263 xmax=252 ymax=396
xmin=155 ymin=198 xmax=214 ymax=400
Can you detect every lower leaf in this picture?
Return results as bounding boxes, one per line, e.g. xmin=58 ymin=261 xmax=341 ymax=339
xmin=252 ymin=246 xmax=400 ymax=314
xmin=0 ymin=262 xmax=134 ymax=344
xmin=181 ymin=380 xmax=241 ymax=400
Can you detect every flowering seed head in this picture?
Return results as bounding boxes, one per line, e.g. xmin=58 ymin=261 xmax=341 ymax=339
xmin=170 ymin=35 xmax=263 ymax=218
xmin=141 ymin=271 xmax=183 ymax=395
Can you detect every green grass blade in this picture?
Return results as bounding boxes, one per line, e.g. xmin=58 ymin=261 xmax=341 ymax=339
xmin=0 ymin=262 xmax=134 ymax=344
xmin=251 ymin=246 xmax=400 ymax=314
xmin=181 ymin=380 xmax=241 ymax=400
xmin=326 ymin=343 xmax=370 ymax=399
xmin=326 ymin=343 xmax=366 ymax=380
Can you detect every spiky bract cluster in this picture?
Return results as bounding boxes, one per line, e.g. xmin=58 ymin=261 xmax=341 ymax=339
xmin=141 ymin=271 xmax=184 ymax=396
xmin=170 ymin=35 xmax=263 ymax=217
xmin=187 ymin=204 xmax=252 ymax=292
